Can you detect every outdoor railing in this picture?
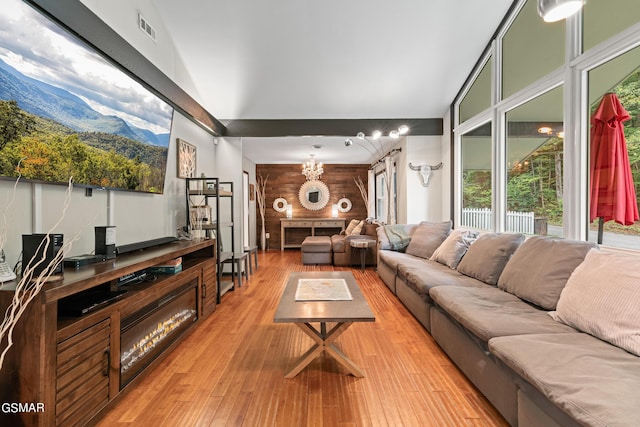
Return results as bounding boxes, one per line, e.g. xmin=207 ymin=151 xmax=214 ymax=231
xmin=461 ymin=208 xmax=534 ymax=234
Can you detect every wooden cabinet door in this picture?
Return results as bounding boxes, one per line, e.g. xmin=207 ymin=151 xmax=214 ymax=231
xmin=56 ymin=318 xmax=110 ymax=426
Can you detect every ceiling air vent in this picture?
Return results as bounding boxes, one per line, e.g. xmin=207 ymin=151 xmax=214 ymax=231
xmin=137 ymin=12 xmax=157 ymax=42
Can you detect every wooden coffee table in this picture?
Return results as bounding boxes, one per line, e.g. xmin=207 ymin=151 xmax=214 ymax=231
xmin=274 ymin=271 xmax=375 ymax=378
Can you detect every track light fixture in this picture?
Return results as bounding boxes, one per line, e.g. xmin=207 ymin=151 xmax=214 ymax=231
xmin=346 ymin=124 xmax=409 ymax=160
xmin=537 ymin=0 xmax=583 ymax=22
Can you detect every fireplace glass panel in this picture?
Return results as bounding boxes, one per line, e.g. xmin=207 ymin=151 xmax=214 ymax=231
xmin=120 ymin=282 xmax=197 ymax=387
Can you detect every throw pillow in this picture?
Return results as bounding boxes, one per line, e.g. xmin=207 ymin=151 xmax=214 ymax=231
xmin=430 ymin=229 xmax=479 ymax=269
xmin=405 ymin=221 xmax=452 ymax=259
xmin=456 ymin=233 xmax=524 ymax=286
xmin=344 ymin=219 xmax=360 ymax=236
xmin=362 ymin=223 xmax=379 ymax=237
xmin=378 ymin=224 xmax=417 ymax=251
xmin=498 ymin=236 xmax=597 ymax=310
xmin=550 ymin=249 xmax=640 ymax=356
xmin=351 ymin=220 xmax=365 ymax=236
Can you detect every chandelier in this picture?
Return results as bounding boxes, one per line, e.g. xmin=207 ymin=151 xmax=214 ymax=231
xmin=302 ymin=154 xmax=324 ymax=181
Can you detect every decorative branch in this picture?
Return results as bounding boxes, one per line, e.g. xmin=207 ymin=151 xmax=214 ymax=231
xmin=354 ymin=176 xmax=368 ymax=210
xmin=0 ymin=177 xmax=80 ymax=371
xmin=256 ymin=175 xmax=268 ymax=249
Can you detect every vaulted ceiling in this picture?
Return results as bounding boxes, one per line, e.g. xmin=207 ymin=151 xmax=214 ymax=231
xmin=148 ymin=0 xmax=515 ymax=163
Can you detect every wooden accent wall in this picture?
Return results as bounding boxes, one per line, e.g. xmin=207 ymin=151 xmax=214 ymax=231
xmin=255 ymin=164 xmax=369 ymax=249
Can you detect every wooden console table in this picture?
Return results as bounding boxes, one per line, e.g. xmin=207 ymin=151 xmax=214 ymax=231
xmin=0 ymin=239 xmax=215 ymax=426
xmin=280 ymin=218 xmax=346 ymax=250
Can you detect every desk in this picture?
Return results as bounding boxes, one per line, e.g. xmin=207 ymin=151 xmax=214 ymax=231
xmin=280 ymin=218 xmax=345 ymax=250
xmin=274 ymin=271 xmax=375 ymax=378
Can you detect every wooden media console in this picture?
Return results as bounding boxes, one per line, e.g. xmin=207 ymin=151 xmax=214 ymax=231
xmin=0 ymin=238 xmax=216 ymax=426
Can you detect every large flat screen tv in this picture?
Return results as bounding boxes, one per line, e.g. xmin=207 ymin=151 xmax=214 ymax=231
xmin=0 ymin=0 xmax=174 ymax=194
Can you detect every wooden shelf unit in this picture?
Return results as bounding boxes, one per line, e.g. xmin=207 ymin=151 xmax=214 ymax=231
xmin=186 ymin=177 xmax=235 ymax=303
xmin=0 ymin=239 xmax=215 ymax=426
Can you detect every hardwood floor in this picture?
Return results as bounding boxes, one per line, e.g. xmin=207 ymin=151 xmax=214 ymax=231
xmin=97 ymin=250 xmax=508 ymax=426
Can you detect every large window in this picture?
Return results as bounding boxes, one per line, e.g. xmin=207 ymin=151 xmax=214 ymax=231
xmin=587 ymin=45 xmax=640 ymax=249
xmin=502 ymin=0 xmax=564 ymax=99
xmin=583 ymin=0 xmax=640 ymax=52
xmin=454 ymin=0 xmax=640 ymax=249
xmin=461 ymin=122 xmax=492 ymax=230
xmin=375 ymin=172 xmax=386 ymax=222
xmin=459 ymin=56 xmax=493 ymax=123
xmin=506 ymin=87 xmax=564 ymax=236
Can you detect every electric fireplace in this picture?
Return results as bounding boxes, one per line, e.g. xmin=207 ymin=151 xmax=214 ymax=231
xmin=120 ymin=281 xmax=197 ymax=387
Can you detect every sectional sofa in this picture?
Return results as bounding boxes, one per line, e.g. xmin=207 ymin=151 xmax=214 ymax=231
xmin=331 ymin=220 xmax=380 ymax=267
xmin=377 ymin=222 xmax=640 ymax=427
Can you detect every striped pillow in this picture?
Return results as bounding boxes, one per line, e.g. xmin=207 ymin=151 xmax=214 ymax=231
xmin=550 ymin=249 xmax=640 ymax=356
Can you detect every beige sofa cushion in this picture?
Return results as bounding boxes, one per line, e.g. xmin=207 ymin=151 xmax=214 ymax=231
xmin=351 ymin=220 xmax=364 ymax=235
xmin=498 ymin=236 xmax=596 ymax=310
xmin=431 ymin=286 xmax=576 ymax=345
xmin=345 ymin=219 xmax=360 ymax=235
xmin=489 ymin=333 xmax=640 ymax=427
xmin=405 ymin=221 xmax=452 ymax=259
xmin=550 ymin=249 xmax=640 ymax=356
xmin=362 ymin=223 xmax=379 ymax=236
xmin=430 ymin=229 xmax=479 ymax=269
xmin=456 ymin=233 xmax=524 ymax=286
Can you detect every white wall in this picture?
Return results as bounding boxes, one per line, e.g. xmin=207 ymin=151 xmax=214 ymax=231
xmin=214 ymin=137 xmax=244 ymax=254
xmin=78 ymin=0 xmax=204 ymax=104
xmin=395 ymin=135 xmax=446 ymax=224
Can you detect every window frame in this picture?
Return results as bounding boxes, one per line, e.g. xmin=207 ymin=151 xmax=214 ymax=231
xmin=452 ymin=0 xmax=640 ymax=245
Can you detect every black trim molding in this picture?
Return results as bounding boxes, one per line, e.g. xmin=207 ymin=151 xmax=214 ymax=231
xmin=224 ymin=118 xmax=443 ymax=137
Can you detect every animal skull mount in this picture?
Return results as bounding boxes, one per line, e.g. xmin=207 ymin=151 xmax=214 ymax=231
xmin=408 ymin=162 xmax=443 ymax=187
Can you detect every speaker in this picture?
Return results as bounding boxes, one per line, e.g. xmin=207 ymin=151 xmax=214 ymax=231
xmin=95 ymin=226 xmax=116 ymax=259
xmin=22 ymin=234 xmax=64 ymax=276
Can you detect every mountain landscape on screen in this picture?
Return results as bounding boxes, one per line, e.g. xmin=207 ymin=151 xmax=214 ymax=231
xmin=0 ymin=0 xmax=174 ymax=193
xmin=0 ymin=59 xmax=169 ymax=147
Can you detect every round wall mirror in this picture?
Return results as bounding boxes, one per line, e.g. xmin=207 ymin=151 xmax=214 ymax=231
xmin=299 ymin=180 xmax=330 ymax=210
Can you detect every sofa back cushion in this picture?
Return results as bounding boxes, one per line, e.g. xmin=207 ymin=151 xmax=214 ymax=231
xmin=351 ymin=220 xmax=365 ymax=235
xmin=362 ymin=223 xmax=379 ymax=237
xmin=550 ymin=249 xmax=640 ymax=356
xmin=405 ymin=221 xmax=452 ymax=259
xmin=344 ymin=219 xmax=360 ymax=235
xmin=498 ymin=236 xmax=596 ymax=310
xmin=430 ymin=229 xmax=479 ymax=269
xmin=456 ymin=232 xmax=524 ymax=286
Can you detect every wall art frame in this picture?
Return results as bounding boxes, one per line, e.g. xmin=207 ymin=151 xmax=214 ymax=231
xmin=177 ymin=138 xmax=197 ymax=178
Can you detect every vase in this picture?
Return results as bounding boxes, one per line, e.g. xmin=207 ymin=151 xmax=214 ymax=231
xmin=260 ymin=222 xmax=266 ymax=250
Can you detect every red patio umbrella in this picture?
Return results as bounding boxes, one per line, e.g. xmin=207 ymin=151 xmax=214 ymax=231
xmin=589 ymin=92 xmax=639 ymax=244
